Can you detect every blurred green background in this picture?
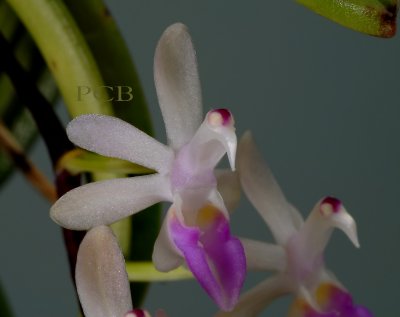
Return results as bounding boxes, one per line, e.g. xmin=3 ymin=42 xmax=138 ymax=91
xmin=0 ymin=1 xmax=398 ymax=316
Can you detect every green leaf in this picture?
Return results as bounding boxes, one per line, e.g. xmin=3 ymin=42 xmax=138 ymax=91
xmin=6 ymin=0 xmax=114 ymax=117
xmin=62 ymin=0 xmax=153 ymax=133
xmin=297 ymin=0 xmax=398 ymax=37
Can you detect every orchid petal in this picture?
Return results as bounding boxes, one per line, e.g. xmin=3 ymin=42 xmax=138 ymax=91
xmin=153 ymin=208 xmax=185 ymax=272
xmin=76 ymin=226 xmax=132 ymax=317
xmin=154 ymin=23 xmax=203 ymax=149
xmin=216 ymin=169 xmax=241 ymax=212
xmin=67 ymin=114 xmax=174 ymax=174
xmin=167 ymin=208 xmax=246 ymax=311
xmin=215 ymin=275 xmax=291 ymax=317
xmin=238 ymin=131 xmax=303 ymax=245
xmin=50 ymin=174 xmax=171 ymax=230
xmin=240 ymin=238 xmax=286 ymax=272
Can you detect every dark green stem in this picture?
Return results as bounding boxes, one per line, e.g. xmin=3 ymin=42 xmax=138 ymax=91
xmin=0 ymin=32 xmax=72 ymax=164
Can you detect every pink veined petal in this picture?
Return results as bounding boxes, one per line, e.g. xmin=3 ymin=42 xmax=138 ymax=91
xmin=215 ymin=275 xmax=291 ymax=317
xmin=238 ymin=131 xmax=303 ymax=245
xmin=76 ymin=226 xmax=132 ymax=317
xmin=154 ymin=23 xmax=203 ymax=150
xmin=50 ymin=174 xmax=172 ymax=230
xmin=168 ymin=210 xmax=246 ymax=311
xmin=240 ymin=238 xmax=286 ymax=272
xmin=67 ymin=114 xmax=174 ymax=174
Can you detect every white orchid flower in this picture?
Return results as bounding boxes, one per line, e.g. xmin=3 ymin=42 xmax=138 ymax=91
xmin=76 ymin=225 xmax=161 ymax=317
xmin=50 ymin=23 xmax=246 ymax=311
xmin=216 ymin=132 xmax=373 ymax=317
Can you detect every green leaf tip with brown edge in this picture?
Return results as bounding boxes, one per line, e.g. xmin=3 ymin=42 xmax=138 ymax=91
xmin=297 ymin=0 xmax=398 ymax=38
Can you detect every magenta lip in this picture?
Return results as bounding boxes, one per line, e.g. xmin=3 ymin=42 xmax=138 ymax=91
xmin=210 ymin=108 xmax=232 ymax=126
xmin=321 ymin=196 xmax=341 ymax=213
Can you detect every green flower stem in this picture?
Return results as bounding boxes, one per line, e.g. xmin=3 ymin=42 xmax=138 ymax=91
xmin=126 ymin=262 xmax=193 ymax=282
xmin=6 ymin=0 xmax=113 ymax=117
xmin=58 ymin=149 xmax=154 ymax=176
xmin=297 ymin=0 xmax=398 ymax=37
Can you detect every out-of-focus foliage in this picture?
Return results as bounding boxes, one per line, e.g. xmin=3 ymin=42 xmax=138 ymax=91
xmin=297 ymin=0 xmax=398 ymax=37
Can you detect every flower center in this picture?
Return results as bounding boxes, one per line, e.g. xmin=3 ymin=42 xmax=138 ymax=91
xmin=170 ymin=143 xmax=216 ymax=192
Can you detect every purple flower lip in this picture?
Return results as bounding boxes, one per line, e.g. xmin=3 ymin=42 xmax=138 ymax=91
xmin=169 ymin=206 xmax=246 ymax=311
xmin=320 ymin=196 xmax=341 ymax=215
xmin=207 ymin=108 xmax=233 ymax=127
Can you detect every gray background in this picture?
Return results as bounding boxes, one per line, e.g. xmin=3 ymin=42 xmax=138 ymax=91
xmin=0 ymin=1 xmax=399 ymax=316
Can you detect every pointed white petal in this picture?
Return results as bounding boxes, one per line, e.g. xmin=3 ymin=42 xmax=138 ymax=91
xmin=76 ymin=226 xmax=132 ymax=317
xmin=154 ymin=23 xmax=203 ymax=149
xmin=67 ymin=114 xmax=174 ymax=174
xmin=153 ymin=207 xmax=184 ymax=272
xmin=215 ymin=275 xmax=291 ymax=317
xmin=240 ymin=238 xmax=286 ymax=272
xmin=216 ymin=169 xmax=241 ymax=212
xmin=50 ymin=174 xmax=171 ymax=230
xmin=238 ymin=132 xmax=303 ymax=245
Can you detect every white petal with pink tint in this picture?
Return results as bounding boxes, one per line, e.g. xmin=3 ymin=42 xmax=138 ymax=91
xmin=154 ymin=23 xmax=203 ymax=149
xmin=67 ymin=114 xmax=174 ymax=173
xmin=238 ymin=131 xmax=302 ymax=245
xmin=51 ymin=174 xmax=171 ymax=230
xmin=240 ymin=238 xmax=286 ymax=272
xmin=76 ymin=226 xmax=132 ymax=317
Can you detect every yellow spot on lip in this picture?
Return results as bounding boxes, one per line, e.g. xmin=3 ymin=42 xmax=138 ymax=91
xmin=196 ymin=204 xmax=220 ymax=227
